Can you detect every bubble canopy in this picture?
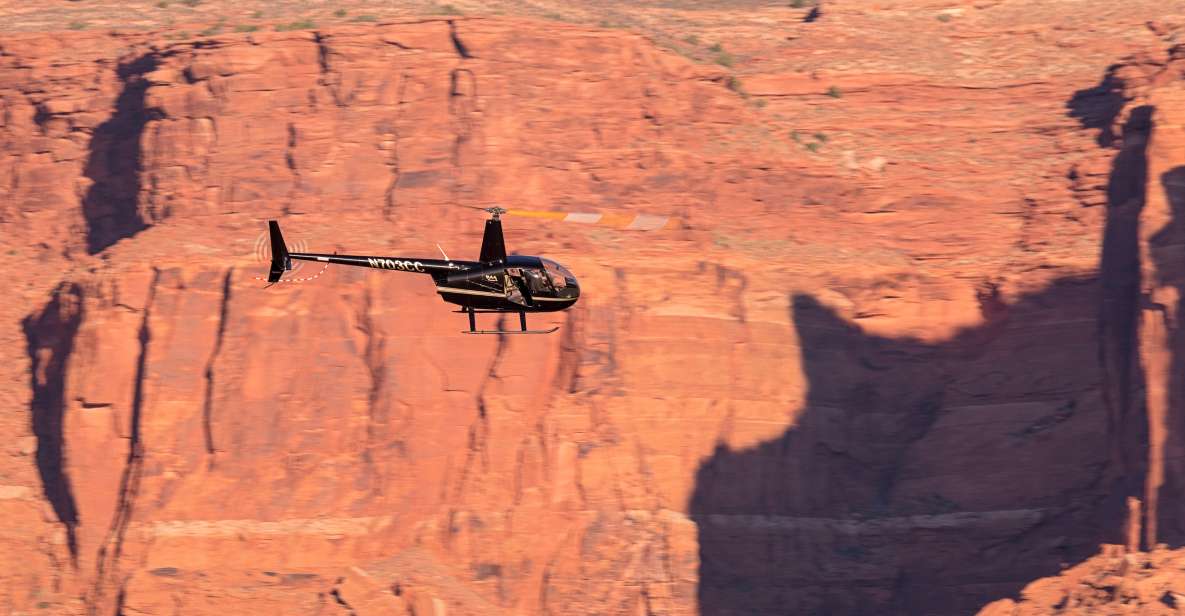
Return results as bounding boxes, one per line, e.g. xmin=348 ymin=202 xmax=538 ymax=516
xmin=541 ymin=258 xmax=576 ymax=288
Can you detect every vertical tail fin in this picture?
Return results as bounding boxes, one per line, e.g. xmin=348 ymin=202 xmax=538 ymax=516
xmin=478 ymin=217 xmax=506 ymax=263
xmin=267 ymin=220 xmax=291 ymax=282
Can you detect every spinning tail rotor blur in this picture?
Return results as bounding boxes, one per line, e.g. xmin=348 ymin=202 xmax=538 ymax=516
xmin=253 ymin=222 xmax=331 ymax=287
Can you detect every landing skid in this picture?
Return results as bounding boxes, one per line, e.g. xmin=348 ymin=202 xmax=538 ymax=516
xmin=464 ymin=328 xmax=559 ymax=335
xmin=461 ymin=308 xmax=559 ymax=335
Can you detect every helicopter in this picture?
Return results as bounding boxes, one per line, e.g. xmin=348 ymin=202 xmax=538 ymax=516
xmin=264 ymin=206 xmax=672 ymax=334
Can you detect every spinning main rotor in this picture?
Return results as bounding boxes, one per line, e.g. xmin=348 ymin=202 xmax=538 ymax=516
xmin=462 ymin=204 xmax=678 ymax=231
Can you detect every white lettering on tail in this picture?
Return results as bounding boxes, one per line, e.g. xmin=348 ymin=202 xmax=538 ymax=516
xmin=368 ymin=258 xmax=425 ymax=272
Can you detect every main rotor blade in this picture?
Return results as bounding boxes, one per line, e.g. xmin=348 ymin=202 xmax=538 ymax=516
xmin=503 ymin=209 xmax=676 ymax=230
xmin=460 ymin=203 xmax=680 ymax=230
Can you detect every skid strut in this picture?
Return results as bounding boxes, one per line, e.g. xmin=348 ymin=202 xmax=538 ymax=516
xmin=462 ymin=307 xmax=558 ymax=335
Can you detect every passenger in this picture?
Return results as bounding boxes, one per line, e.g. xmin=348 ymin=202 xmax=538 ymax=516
xmin=525 ymin=269 xmax=551 ymax=293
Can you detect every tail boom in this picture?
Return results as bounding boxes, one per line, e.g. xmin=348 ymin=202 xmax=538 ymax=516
xmin=264 ymin=220 xmax=473 ymax=283
xmin=288 ymin=252 xmax=467 ymax=274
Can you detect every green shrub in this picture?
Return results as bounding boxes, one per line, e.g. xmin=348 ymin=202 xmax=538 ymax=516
xmin=276 ymin=20 xmax=315 ymax=31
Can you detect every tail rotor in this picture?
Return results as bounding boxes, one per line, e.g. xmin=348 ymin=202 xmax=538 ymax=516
xmin=253 ymin=221 xmax=329 ymax=286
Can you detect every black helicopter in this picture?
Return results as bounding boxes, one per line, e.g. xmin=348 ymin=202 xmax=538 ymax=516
xmin=267 ymin=206 xmax=629 ymax=334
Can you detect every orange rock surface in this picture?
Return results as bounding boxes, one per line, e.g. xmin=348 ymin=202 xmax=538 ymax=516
xmin=2 ymin=2 xmax=1185 ymax=615
xmin=980 ymin=545 xmax=1185 ymax=615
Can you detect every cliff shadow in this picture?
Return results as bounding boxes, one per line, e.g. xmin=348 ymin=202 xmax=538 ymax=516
xmin=1066 ymin=63 xmax=1130 ymax=148
xmin=23 ymin=283 xmax=85 ymax=566
xmin=690 ymin=280 xmax=1130 ymax=615
xmin=687 ymin=77 xmax=1156 ymax=616
xmin=1097 ymin=105 xmax=1153 ymax=513
xmin=82 ymin=54 xmax=158 ymax=255
xmin=1148 ymin=165 xmax=1185 ymax=545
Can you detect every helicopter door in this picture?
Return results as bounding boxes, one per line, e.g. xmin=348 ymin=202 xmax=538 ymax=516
xmin=504 ymin=268 xmax=530 ymax=306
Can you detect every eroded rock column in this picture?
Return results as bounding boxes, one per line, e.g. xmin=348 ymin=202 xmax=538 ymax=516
xmin=1139 ymin=83 xmax=1185 ymax=548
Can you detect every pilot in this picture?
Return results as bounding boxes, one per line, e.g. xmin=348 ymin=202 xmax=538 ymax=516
xmin=542 ymin=261 xmax=568 ymax=289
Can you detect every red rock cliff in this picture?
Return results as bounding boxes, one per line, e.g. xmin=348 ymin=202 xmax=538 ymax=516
xmin=1 ymin=6 xmax=1184 ymax=615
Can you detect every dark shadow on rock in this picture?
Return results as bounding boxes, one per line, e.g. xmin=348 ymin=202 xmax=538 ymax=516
xmin=688 ymin=73 xmax=1156 ymax=616
xmin=691 ymin=282 xmax=1127 ymax=615
xmin=1067 ymin=65 xmax=1131 ymax=148
xmin=82 ymin=54 xmax=160 ymax=254
xmin=1148 ymin=165 xmax=1185 ymax=544
xmin=23 ymin=283 xmax=85 ymax=566
xmin=1094 ymin=106 xmax=1154 ymax=544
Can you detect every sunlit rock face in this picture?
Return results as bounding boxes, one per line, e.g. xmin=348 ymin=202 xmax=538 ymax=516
xmin=2 ymin=6 xmax=1184 ymax=615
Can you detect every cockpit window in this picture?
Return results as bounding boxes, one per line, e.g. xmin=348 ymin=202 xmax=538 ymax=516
xmin=541 ymin=259 xmax=573 ymax=289
xmin=524 ymin=268 xmax=552 ymax=293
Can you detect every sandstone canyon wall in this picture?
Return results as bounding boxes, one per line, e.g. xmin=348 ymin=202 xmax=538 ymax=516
xmin=2 ymin=4 xmax=1185 ymax=615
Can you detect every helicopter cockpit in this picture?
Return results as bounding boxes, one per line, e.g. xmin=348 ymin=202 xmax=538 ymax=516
xmin=502 ymin=258 xmax=579 ymax=307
